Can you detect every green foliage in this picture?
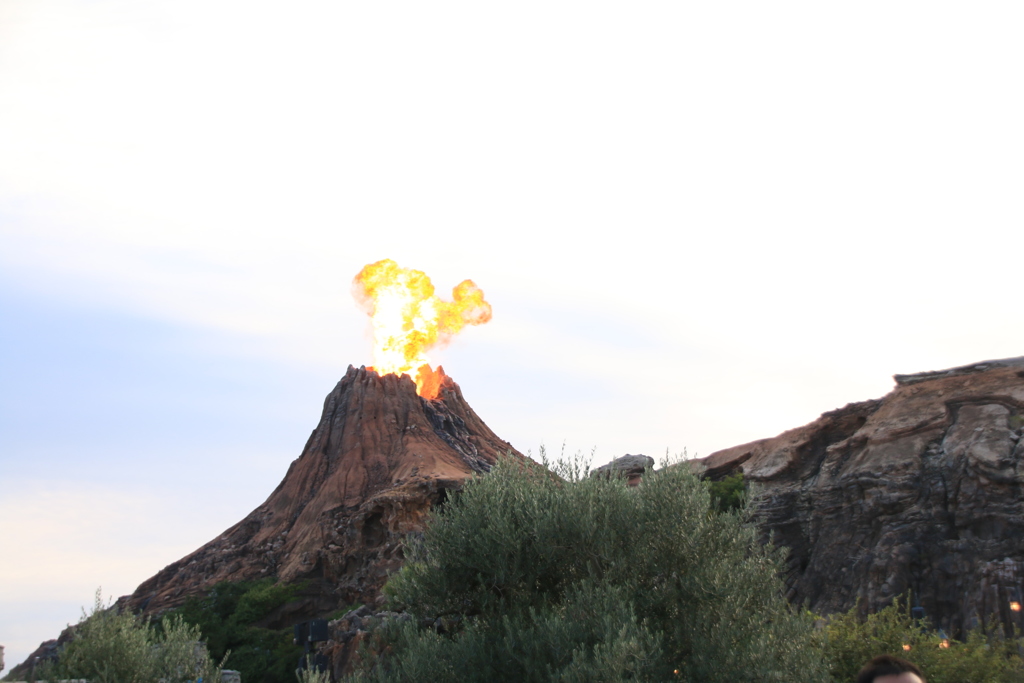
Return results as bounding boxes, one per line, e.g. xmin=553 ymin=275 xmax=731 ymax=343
xmin=348 ymin=452 xmax=828 ymax=682
xmin=40 ymin=589 xmax=222 ymax=683
xmin=707 ymin=471 xmax=746 ymax=512
xmin=164 ymin=578 xmax=304 ymax=683
xmin=530 ymin=585 xmax=659 ymax=683
xmin=356 ymin=583 xmax=659 ymax=682
xmin=1009 ymin=414 xmax=1024 ymax=430
xmin=824 ymin=596 xmax=1024 ymax=683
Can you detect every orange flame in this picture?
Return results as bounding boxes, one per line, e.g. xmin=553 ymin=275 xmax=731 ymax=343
xmin=353 ymin=259 xmax=492 ymax=399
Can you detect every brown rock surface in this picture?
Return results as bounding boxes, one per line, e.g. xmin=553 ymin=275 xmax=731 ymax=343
xmin=695 ymin=357 xmax=1024 ymax=636
xmin=122 ymin=365 xmax=524 ymax=618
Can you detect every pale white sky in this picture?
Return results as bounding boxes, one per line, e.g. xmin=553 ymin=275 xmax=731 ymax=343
xmin=2 ymin=0 xmax=1022 ymax=668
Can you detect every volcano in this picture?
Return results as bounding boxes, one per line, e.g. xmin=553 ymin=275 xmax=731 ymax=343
xmin=125 ymin=365 xmax=524 ymax=618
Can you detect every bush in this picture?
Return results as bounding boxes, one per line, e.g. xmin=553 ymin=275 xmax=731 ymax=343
xmin=297 ymin=656 xmax=333 ymax=683
xmin=824 ymin=595 xmax=1024 ymax=683
xmin=357 ymin=581 xmax=660 ymax=681
xmin=346 ymin=452 xmax=828 ymax=682
xmin=163 ymin=578 xmax=304 ymax=683
xmin=36 ymin=589 xmax=222 ymax=683
xmin=707 ymin=471 xmax=746 ymax=512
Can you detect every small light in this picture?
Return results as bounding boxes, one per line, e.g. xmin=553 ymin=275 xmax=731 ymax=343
xmin=939 ymin=639 xmax=950 ymax=649
xmin=1011 ymin=601 xmax=1021 ymax=612
xmin=673 ymin=670 xmax=680 ymax=675
xmin=902 ymin=644 xmax=912 ymax=651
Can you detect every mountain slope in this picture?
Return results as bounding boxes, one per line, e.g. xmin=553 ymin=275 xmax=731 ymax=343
xmin=125 ymin=365 xmax=523 ymax=617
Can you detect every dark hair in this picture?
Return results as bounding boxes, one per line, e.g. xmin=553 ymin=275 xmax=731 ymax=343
xmin=856 ymin=655 xmax=926 ymax=683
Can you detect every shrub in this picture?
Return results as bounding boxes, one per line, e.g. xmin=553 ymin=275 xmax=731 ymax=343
xmin=297 ymin=656 xmax=333 ymax=683
xmin=38 ymin=589 xmax=222 ymax=683
xmin=707 ymin=471 xmax=746 ymax=512
xmin=354 ymin=582 xmax=660 ymax=681
xmin=163 ymin=578 xmax=304 ymax=683
xmin=346 ymin=452 xmax=828 ymax=682
xmin=824 ymin=595 xmax=1024 ymax=683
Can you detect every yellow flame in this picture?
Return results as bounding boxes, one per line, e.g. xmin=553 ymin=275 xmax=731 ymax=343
xmin=353 ymin=259 xmax=491 ymax=398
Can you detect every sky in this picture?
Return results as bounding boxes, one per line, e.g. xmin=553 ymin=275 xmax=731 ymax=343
xmin=2 ymin=0 xmax=1022 ymax=669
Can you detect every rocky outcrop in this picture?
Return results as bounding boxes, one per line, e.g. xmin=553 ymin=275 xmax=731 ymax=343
xmin=592 ymin=454 xmax=654 ymax=486
xmin=696 ymin=357 xmax=1024 ymax=637
xmin=319 ymin=606 xmax=405 ymax=679
xmin=122 ymin=365 xmax=524 ymax=619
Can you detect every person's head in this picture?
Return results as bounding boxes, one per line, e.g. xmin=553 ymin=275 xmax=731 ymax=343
xmin=856 ymin=655 xmax=926 ymax=683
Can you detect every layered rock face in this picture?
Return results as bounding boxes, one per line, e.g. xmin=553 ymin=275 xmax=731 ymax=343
xmin=124 ymin=365 xmax=523 ymax=618
xmin=697 ymin=357 xmax=1024 ymax=636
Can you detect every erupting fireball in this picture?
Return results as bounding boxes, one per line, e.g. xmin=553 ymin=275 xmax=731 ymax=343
xmin=353 ymin=259 xmax=492 ymax=399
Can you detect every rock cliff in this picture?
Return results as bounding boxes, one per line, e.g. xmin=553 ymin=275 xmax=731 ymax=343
xmin=124 ymin=365 xmax=524 ymax=618
xmin=696 ymin=357 xmax=1024 ymax=636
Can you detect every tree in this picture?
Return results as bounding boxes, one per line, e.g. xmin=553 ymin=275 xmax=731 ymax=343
xmin=346 ymin=453 xmax=828 ymax=682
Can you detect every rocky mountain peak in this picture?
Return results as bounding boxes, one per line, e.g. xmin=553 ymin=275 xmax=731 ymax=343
xmin=124 ymin=365 xmax=523 ymax=618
